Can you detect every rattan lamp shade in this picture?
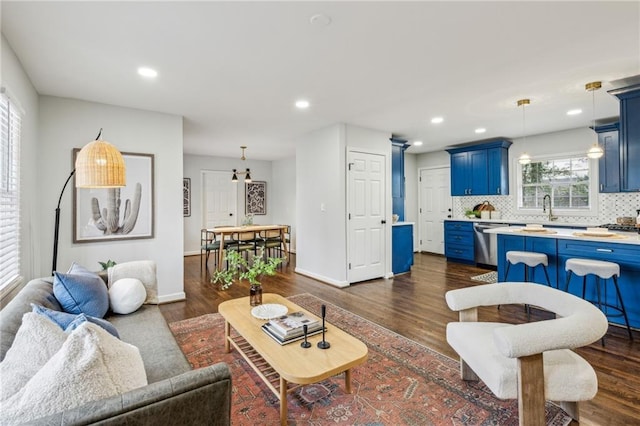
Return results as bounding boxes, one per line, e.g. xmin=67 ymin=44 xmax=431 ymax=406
xmin=75 ymin=140 xmax=126 ymax=188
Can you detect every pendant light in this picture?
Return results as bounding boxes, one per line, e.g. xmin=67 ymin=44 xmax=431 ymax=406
xmin=231 ymin=146 xmax=252 ymax=182
xmin=517 ymin=98 xmax=532 ymax=165
xmin=586 ymin=81 xmax=604 ymax=159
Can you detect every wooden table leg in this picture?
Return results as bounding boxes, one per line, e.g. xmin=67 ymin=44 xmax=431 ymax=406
xmin=280 ymin=376 xmax=288 ymax=425
xmin=280 ymin=228 xmax=289 ymax=264
xmin=345 ymin=369 xmax=352 ymax=393
xmin=217 ymin=234 xmax=226 ymax=271
xmin=224 ymin=321 xmax=230 ymax=353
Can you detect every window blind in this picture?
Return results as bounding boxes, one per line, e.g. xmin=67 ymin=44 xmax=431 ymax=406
xmin=0 ymin=93 xmax=22 ymax=291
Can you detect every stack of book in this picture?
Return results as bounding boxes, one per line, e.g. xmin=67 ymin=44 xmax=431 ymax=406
xmin=261 ymin=311 xmax=324 ymax=345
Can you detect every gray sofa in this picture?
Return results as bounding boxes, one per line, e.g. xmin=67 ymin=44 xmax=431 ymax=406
xmin=0 ymin=275 xmax=232 ymax=425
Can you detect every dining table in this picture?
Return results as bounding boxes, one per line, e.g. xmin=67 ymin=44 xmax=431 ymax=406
xmin=208 ymin=224 xmax=289 ymax=270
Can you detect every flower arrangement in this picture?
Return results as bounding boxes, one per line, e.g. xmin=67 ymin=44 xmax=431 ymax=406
xmin=211 ymin=248 xmax=283 ymax=290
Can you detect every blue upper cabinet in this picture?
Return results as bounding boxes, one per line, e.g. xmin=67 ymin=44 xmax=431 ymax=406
xmin=391 ymin=138 xmax=409 ymax=220
xmin=609 ymin=76 xmax=640 ymax=192
xmin=595 ymin=122 xmax=620 ymax=193
xmin=446 ymin=139 xmax=512 ymax=196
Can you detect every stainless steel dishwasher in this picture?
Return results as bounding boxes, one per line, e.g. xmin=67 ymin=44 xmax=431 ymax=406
xmin=473 ymin=223 xmax=510 ymax=266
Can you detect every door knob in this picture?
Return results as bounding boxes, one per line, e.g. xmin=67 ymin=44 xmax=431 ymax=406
xmin=381 ymin=220 xmax=387 ymax=224
xmin=447 ymin=215 xmax=452 ymax=218
xmin=229 ymin=213 xmax=233 ymax=216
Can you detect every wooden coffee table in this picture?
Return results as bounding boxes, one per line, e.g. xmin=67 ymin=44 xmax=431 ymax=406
xmin=218 ymin=293 xmax=368 ymax=425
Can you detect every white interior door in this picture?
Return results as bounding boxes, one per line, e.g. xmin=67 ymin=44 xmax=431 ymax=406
xmin=347 ymin=150 xmax=386 ymax=283
xmin=202 ymin=171 xmax=237 ymax=228
xmin=419 ymin=167 xmax=451 ymax=254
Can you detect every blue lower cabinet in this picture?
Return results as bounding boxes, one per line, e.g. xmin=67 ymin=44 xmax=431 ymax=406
xmin=392 ymin=224 xmax=413 ymax=274
xmin=445 ymin=221 xmax=474 ymax=263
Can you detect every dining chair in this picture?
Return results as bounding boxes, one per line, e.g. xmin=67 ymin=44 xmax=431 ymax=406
xmin=200 ymin=229 xmax=220 ymax=271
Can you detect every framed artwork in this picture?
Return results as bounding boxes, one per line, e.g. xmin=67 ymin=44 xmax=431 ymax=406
xmin=245 ymin=181 xmax=266 ymax=215
xmin=73 ymin=150 xmax=155 ymax=243
xmin=183 ymin=178 xmax=191 ymax=217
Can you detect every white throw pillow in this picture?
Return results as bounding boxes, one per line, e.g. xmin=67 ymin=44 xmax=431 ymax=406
xmin=0 ymin=313 xmax=68 ymax=401
xmin=2 ymin=322 xmax=147 ymax=423
xmin=108 ymin=261 xmax=158 ymax=304
xmin=109 ymin=278 xmax=147 ymax=314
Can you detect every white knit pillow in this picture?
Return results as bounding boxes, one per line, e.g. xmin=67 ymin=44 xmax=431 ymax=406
xmin=2 ymin=322 xmax=147 ymax=423
xmin=0 ymin=313 xmax=68 ymax=401
xmin=109 ymin=278 xmax=146 ymax=314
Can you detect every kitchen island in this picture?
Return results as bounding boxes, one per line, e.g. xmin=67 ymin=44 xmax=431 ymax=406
xmin=486 ymin=225 xmax=640 ymax=330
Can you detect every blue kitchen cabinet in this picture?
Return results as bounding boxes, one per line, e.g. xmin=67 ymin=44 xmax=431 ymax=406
xmin=444 ymin=221 xmax=474 ymax=263
xmin=447 ymin=139 xmax=512 ymax=196
xmin=595 ymin=123 xmax=620 ymax=193
xmin=487 ymin=146 xmax=509 ymax=195
xmin=392 ymin=223 xmax=414 ymax=274
xmin=391 ymin=138 xmax=409 ymax=220
xmin=496 ymin=234 xmax=558 ymax=287
xmin=609 ymin=78 xmax=640 ymax=192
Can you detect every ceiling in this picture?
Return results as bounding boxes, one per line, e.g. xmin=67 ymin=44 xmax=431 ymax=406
xmin=2 ymin=1 xmax=639 ymax=160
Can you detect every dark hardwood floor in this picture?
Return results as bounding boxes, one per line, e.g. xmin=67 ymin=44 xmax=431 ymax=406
xmin=161 ymin=252 xmax=640 ymax=425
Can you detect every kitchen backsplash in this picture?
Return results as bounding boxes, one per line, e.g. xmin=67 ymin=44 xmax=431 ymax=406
xmin=452 ymin=193 xmax=640 ymax=225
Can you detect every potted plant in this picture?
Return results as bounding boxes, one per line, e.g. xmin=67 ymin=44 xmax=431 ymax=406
xmin=211 ymin=248 xmax=283 ymax=306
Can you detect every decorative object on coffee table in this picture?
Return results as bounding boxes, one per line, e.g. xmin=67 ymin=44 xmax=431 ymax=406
xmin=317 ymin=304 xmax=330 ymax=349
xmin=300 ymin=324 xmax=311 ymax=348
xmin=251 ymin=303 xmax=288 ymax=320
xmin=211 ymin=247 xmax=282 ymax=305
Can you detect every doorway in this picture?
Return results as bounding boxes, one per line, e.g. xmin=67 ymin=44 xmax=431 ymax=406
xmin=419 ymin=167 xmax=451 ymax=254
xmin=347 ymin=150 xmax=386 ymax=283
xmin=201 ymin=171 xmax=237 ymax=228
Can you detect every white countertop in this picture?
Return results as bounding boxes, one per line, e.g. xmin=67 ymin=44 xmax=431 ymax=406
xmin=484 ymin=226 xmax=640 ymax=245
xmin=392 ymin=221 xmax=414 ymax=227
xmin=445 ymin=218 xmax=601 ymax=228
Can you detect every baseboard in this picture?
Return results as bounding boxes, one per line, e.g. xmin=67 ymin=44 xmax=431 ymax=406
xmin=158 ymin=292 xmax=186 ymax=303
xmin=294 ymin=268 xmax=349 ymax=288
xmin=184 ymin=251 xmax=200 ymax=257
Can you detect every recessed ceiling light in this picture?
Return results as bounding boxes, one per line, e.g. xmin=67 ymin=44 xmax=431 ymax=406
xmin=137 ymin=67 xmax=158 ymax=78
xmin=475 ymin=128 xmax=487 ymax=134
xmin=309 ymin=13 xmax=332 ymax=27
xmin=413 ymin=141 xmax=423 ymax=146
xmin=567 ymin=109 xmax=582 ymax=116
xmin=431 ymin=117 xmax=444 ymax=124
xmin=295 ymin=100 xmax=310 ymax=109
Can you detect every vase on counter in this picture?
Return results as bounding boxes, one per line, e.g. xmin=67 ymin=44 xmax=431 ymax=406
xmin=250 ymin=284 xmax=262 ymax=306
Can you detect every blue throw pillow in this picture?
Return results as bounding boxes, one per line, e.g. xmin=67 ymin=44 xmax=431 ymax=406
xmin=31 ymin=304 xmax=119 ymax=338
xmin=53 ymin=271 xmax=109 ymax=318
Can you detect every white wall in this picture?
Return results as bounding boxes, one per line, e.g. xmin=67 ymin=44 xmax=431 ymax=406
xmin=1 ymin=35 xmax=40 ymax=283
xmin=296 ymin=123 xmax=392 ymax=286
xmin=38 ymin=97 xmax=185 ymax=302
xmin=182 ymin=154 xmax=274 ymax=254
xmin=270 ymin=157 xmax=296 ymax=253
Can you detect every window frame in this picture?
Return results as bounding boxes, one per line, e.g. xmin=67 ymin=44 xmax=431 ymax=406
xmin=514 ymin=151 xmax=599 ymax=217
xmin=0 ymin=90 xmax=23 ymax=297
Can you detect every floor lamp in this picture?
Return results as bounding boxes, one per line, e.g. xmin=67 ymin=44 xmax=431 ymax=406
xmin=52 ymin=129 xmax=126 ymax=275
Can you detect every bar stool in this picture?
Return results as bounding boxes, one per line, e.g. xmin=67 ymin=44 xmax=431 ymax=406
xmin=565 ymin=258 xmax=633 ymax=341
xmin=504 ymin=251 xmax=552 ymax=287
xmin=502 ymin=251 xmax=552 ymax=319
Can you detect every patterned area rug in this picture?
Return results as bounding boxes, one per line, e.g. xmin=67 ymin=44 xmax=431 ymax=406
xmin=471 ymin=271 xmax=498 ymax=283
xmin=169 ymin=294 xmax=571 ymax=425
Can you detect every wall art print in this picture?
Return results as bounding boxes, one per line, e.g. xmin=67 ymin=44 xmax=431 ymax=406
xmin=73 ymin=150 xmax=154 ymax=243
xmin=183 ymin=178 xmax=191 ymax=217
xmin=245 ymin=181 xmax=266 ymax=215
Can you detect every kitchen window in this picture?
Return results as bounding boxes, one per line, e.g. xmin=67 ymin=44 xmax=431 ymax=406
xmin=516 ymin=154 xmax=597 ymax=215
xmin=0 ymin=91 xmax=22 ymax=295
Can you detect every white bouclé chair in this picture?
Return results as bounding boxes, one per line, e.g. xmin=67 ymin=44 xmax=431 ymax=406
xmin=445 ymin=283 xmax=608 ymax=426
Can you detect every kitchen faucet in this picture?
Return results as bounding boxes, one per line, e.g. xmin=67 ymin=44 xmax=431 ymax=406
xmin=542 ymin=194 xmax=558 ymax=221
